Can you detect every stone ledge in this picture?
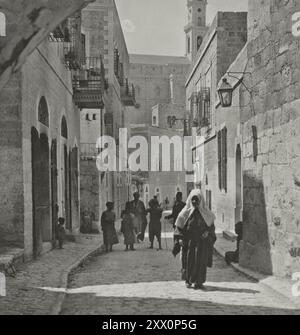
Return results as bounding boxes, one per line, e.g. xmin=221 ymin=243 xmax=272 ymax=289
xmin=214 ymin=234 xmax=300 ymax=308
xmin=0 ymin=247 xmax=24 ymax=276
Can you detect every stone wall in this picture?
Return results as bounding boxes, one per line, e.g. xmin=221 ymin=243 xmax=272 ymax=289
xmin=214 ymin=46 xmax=247 ymax=232
xmin=239 ymin=0 xmax=300 ymax=277
xmin=0 ymin=73 xmax=24 ymax=247
xmin=80 ymin=158 xmax=100 ymax=231
xmin=129 ymin=56 xmax=190 ymax=125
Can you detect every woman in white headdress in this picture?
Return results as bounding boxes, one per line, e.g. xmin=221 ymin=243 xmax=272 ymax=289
xmin=173 ymin=189 xmax=217 ymax=290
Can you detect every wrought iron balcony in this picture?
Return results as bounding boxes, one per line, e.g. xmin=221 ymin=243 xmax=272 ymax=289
xmin=121 ymin=79 xmax=136 ymax=107
xmin=192 ymin=88 xmax=211 ymax=129
xmin=72 ymin=57 xmax=107 ymax=109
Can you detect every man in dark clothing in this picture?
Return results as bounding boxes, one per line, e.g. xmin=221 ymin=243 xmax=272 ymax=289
xmin=147 ymin=197 xmax=163 ymax=250
xmin=166 ymin=192 xmax=186 ymax=229
xmin=225 ymin=221 xmax=243 ymax=265
xmin=129 ymin=192 xmax=148 ymax=242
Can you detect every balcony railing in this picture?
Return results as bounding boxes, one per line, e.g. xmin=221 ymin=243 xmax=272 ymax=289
xmin=121 ymin=79 xmax=136 ymax=107
xmin=192 ymin=88 xmax=211 ymax=129
xmin=72 ymin=57 xmax=107 ymax=109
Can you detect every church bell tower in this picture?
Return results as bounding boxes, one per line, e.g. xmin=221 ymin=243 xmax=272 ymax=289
xmin=184 ymin=0 xmax=208 ymax=62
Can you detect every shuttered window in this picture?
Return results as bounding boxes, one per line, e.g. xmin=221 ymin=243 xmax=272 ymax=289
xmin=218 ymin=131 xmax=222 ymax=189
xmin=218 ymin=127 xmax=227 ymax=192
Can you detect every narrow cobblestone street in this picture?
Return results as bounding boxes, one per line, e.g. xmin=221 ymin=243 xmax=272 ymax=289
xmin=60 ymin=236 xmax=300 ymax=315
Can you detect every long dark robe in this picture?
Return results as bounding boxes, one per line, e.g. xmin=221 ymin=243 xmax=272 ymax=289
xmin=101 ymin=210 xmax=118 ymax=247
xmin=147 ymin=206 xmax=163 ymax=242
xmin=182 ymin=209 xmax=216 ymax=285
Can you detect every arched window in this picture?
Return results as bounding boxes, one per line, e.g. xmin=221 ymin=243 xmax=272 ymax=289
xmin=0 ymin=12 xmax=6 ymax=37
xmin=38 ymin=96 xmax=49 ymax=127
xmin=154 ymin=86 xmax=161 ymax=97
xmin=152 ymin=116 xmax=157 ymax=126
xmin=85 ymin=113 xmax=90 ymax=121
xmin=187 ymin=36 xmax=191 ymax=54
xmin=197 ymin=36 xmax=203 ymax=50
xmin=93 ymin=114 xmax=96 ymax=120
xmin=61 ymin=116 xmax=68 ymax=139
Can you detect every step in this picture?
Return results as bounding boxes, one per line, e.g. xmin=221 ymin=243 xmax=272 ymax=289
xmin=0 ymin=247 xmax=24 ymax=276
xmin=223 ymin=230 xmax=237 ymax=242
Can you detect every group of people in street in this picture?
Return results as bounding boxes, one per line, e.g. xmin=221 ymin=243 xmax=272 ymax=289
xmin=100 ymin=192 xmax=164 ymax=253
xmin=101 ymin=188 xmax=217 ymax=291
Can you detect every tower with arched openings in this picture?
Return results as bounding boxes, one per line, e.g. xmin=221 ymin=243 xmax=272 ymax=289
xmin=184 ymin=0 xmax=208 ymax=62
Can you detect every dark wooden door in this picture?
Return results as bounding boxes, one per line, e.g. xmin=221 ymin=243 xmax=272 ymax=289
xmin=51 ymin=140 xmax=58 ymax=245
xmin=71 ymin=147 xmax=79 ymax=229
xmin=39 ymin=134 xmax=51 ymax=242
xmin=31 ymin=128 xmax=42 ymax=258
xmin=64 ymin=145 xmax=72 ymax=230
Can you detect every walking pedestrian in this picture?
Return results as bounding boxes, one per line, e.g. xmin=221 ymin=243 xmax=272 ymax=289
xmin=129 ymin=192 xmax=148 ymax=242
xmin=173 ymin=189 xmax=216 ymax=290
xmin=101 ymin=202 xmax=119 ymax=253
xmin=121 ymin=202 xmax=136 ymax=251
xmin=147 ymin=197 xmax=163 ymax=250
xmin=166 ymin=192 xmax=186 ymax=229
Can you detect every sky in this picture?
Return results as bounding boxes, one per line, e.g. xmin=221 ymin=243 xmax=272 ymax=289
xmin=115 ymin=0 xmax=248 ymax=57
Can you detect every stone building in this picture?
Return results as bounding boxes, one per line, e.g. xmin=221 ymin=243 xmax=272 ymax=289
xmin=185 ymin=8 xmax=248 ymax=231
xmin=0 ymin=18 xmax=82 ymax=258
xmin=79 ymin=0 xmax=134 ymax=229
xmin=233 ymin=0 xmax=300 ymax=277
xmin=127 ymin=54 xmax=190 ymax=203
xmin=128 ymin=54 xmax=190 ymax=126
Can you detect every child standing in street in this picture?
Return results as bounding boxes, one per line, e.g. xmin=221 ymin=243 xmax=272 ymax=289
xmin=57 ymin=217 xmax=66 ymax=249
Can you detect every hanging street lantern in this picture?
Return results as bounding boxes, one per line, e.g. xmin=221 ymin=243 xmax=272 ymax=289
xmin=218 ymin=78 xmax=233 ymax=108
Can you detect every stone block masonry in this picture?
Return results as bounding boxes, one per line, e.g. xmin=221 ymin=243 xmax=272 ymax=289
xmin=239 ymin=0 xmax=300 ymax=277
xmin=0 ymin=73 xmax=24 ymax=247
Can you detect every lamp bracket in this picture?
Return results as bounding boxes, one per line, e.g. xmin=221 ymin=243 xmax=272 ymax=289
xmin=226 ymin=71 xmax=252 ymax=94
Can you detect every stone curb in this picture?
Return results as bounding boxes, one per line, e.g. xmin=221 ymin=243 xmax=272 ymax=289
xmin=50 ymin=244 xmax=105 ymax=315
xmin=214 ymin=244 xmax=300 ymax=309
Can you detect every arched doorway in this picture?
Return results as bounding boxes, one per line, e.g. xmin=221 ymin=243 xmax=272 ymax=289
xmin=31 ymin=127 xmax=42 ymax=257
xmin=235 ymin=144 xmax=242 ymax=223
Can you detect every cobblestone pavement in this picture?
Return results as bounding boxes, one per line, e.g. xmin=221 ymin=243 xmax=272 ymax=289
xmin=0 ymin=235 xmax=101 ymax=315
xmin=61 ymin=237 xmax=300 ymax=315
